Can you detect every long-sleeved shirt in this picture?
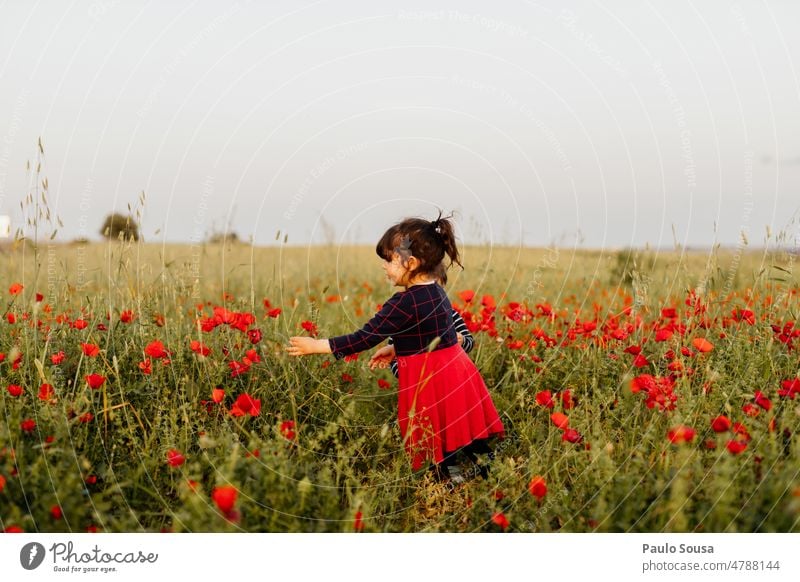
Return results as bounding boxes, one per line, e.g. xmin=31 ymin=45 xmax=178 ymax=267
xmin=328 ymin=282 xmax=458 ymax=359
xmin=387 ymin=309 xmax=473 ymax=377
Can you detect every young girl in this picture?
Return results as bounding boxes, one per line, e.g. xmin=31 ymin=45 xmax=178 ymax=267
xmin=286 ymin=213 xmax=504 ymax=482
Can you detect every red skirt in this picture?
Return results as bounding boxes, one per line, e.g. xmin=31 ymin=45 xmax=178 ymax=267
xmin=396 ymin=343 xmax=505 ymax=470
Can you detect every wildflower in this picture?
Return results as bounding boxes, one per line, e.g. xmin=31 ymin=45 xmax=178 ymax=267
xmin=459 ymin=290 xmax=475 ymax=303
xmin=50 ymin=351 xmax=65 ymax=364
xmin=212 ymin=387 xmax=225 ymax=404
xmin=692 ymin=338 xmax=714 ymax=353
xmin=138 ymin=359 xmax=152 ymax=375
xmin=247 ymin=328 xmax=262 ymax=344
xmin=71 ymin=319 xmax=88 ymax=330
xmin=230 ymin=393 xmax=261 ymax=417
xmin=491 ymin=512 xmax=509 ymax=530
xmin=280 ymin=420 xmax=296 ymax=440
xmin=550 ymin=412 xmax=569 ymax=430
xmin=85 ymin=374 xmax=106 ymax=390
xmin=354 ymin=510 xmax=364 ymax=532
xmin=211 ymin=485 xmax=238 ymax=515
xmin=710 ymin=415 xmax=731 ymax=433
xmin=560 ymin=389 xmax=574 ymax=409
xmin=189 ymin=340 xmax=211 ymax=357
xmin=726 ymin=440 xmax=747 ymax=455
xmin=166 ymin=449 xmax=186 ymax=467
xmin=267 ymin=308 xmax=282 ymax=318
xmin=38 ymin=383 xmax=55 ymax=403
xmin=144 ymin=340 xmax=168 ymax=359
xmin=21 ymin=419 xmax=36 ymax=433
xmin=7 ymin=384 xmax=22 ymax=397
xmin=81 ymin=343 xmax=100 ymax=357
xmin=778 ymin=378 xmax=800 ymax=399
xmin=377 ymin=379 xmax=391 ymax=389
xmin=9 ymin=283 xmax=23 ymax=295
xmin=742 ymin=403 xmax=760 ymax=417
xmin=754 ymin=391 xmax=772 ymax=411
xmin=300 ymin=320 xmax=318 ymax=337
xmin=562 ymin=428 xmax=583 ymax=444
xmin=667 ymin=425 xmax=695 ymax=444
xmin=120 ymin=310 xmax=134 ymax=323
xmin=535 ymin=390 xmax=554 ymax=408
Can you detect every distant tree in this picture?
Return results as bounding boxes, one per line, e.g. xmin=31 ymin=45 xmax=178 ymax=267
xmin=100 ymin=213 xmax=140 ymax=241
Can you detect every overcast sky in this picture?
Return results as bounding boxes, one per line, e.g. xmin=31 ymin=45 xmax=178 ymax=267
xmin=1 ymin=0 xmax=799 ymax=249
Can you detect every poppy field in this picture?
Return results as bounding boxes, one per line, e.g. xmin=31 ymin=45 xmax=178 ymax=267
xmin=2 ymin=239 xmax=800 ymax=533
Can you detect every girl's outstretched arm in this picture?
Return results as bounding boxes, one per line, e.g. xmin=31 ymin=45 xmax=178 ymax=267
xmin=286 ymin=336 xmax=332 ymax=356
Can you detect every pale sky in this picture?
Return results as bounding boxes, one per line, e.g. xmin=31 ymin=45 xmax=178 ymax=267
xmin=1 ymin=0 xmax=799 ymax=249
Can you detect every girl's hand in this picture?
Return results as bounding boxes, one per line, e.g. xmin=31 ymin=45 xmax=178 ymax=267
xmin=369 ymin=344 xmax=396 ymax=370
xmin=286 ymin=337 xmax=331 ymax=356
xmin=456 ymin=332 xmax=464 ymax=345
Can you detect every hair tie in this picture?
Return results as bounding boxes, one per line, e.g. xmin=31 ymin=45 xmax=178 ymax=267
xmin=431 ymin=218 xmax=443 ymax=234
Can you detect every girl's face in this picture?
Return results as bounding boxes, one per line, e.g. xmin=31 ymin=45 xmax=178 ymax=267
xmin=382 ymin=252 xmax=410 ymax=287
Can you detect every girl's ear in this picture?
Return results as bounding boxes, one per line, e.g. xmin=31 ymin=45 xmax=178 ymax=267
xmin=405 ymin=255 xmax=420 ymax=270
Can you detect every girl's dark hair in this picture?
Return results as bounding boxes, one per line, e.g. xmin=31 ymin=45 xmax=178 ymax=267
xmin=375 ymin=210 xmax=463 ymax=285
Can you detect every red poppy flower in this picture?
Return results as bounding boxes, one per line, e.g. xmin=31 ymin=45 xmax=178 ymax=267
xmin=710 ymin=415 xmax=731 ymax=433
xmin=655 ymin=329 xmax=673 ymax=342
xmin=535 ymin=390 xmax=554 ymax=408
xmin=230 ymin=393 xmax=261 ymax=417
xmin=78 ymin=412 xmax=93 ymax=423
xmin=244 ymin=349 xmax=260 ymax=364
xmin=562 ymin=428 xmax=583 ymax=444
xmin=778 ymin=378 xmax=800 ymax=399
xmin=21 ymin=419 xmax=36 ymax=433
xmin=726 ymin=440 xmax=747 ymax=455
xmin=81 ymin=343 xmax=100 ymax=357
xmin=9 ymin=282 xmax=23 ymax=295
xmin=144 ymin=340 xmax=168 ymax=359
xmin=491 ymin=512 xmax=509 ymax=530
xmin=138 ymin=359 xmax=152 ymax=375
xmin=120 ymin=310 xmax=134 ymax=323
xmin=38 ymin=383 xmax=55 ymax=402
xmin=692 ymin=337 xmax=714 ymax=353
xmin=36 ymin=292 xmax=45 ymax=302
xmin=166 ymin=449 xmax=186 ymax=467
xmin=50 ymin=351 xmax=65 ymax=365
xmin=459 ymin=290 xmax=475 ymax=303
xmin=267 ymin=308 xmax=282 ymax=318
xmin=0 ymin=474 xmax=6 ymax=493
xmin=247 ymin=328 xmax=262 ymax=344
xmin=6 ymin=313 xmax=15 ymax=324
xmin=623 ymin=345 xmax=641 ymax=356
xmin=528 ymin=475 xmax=547 ymax=499
xmin=550 ymin=412 xmax=569 ymax=430
xmin=212 ymin=387 xmax=225 ymax=404
xmin=754 ymin=391 xmax=772 ymax=411
xmin=85 ymin=374 xmax=106 ymax=390
xmin=300 ymin=320 xmax=318 ymax=337
xmin=560 ymin=389 xmax=574 ymax=409
xmin=341 ymin=373 xmax=353 ymax=383
xmin=742 ymin=402 xmax=760 ymax=417
xmin=4 ymin=525 xmax=24 ymax=533
xmin=228 ymin=359 xmax=251 ymax=377
xmin=354 ymin=510 xmax=364 ymax=532
xmin=377 ymin=379 xmax=391 ymax=389
xmin=190 ymin=340 xmax=211 ymax=357
xmin=732 ymin=422 xmax=751 ymax=442
xmin=667 ymin=425 xmax=695 ymax=444
xmin=481 ymin=295 xmax=496 ymax=309
xmin=211 ymin=485 xmax=238 ymax=514
xmin=85 ymin=475 xmax=97 ymax=485
xmin=632 ymin=353 xmax=649 ymax=368
xmin=7 ymin=384 xmax=22 ymax=397
xmin=280 ymin=420 xmax=296 ymax=440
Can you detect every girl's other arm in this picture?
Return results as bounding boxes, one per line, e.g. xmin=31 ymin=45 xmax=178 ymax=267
xmin=452 ymin=309 xmax=474 ymax=353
